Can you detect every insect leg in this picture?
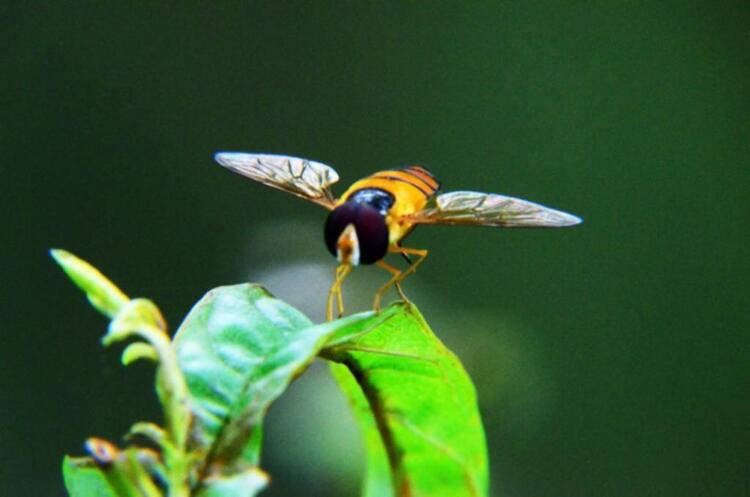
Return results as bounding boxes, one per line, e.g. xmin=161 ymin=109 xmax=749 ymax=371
xmin=326 ymin=272 xmax=337 ymax=321
xmin=373 ymin=249 xmax=428 ymax=312
xmin=336 ymin=265 xmax=352 ymax=319
xmin=336 ymin=275 xmax=346 ymax=318
xmin=389 ymin=246 xmax=429 ymax=287
xmin=374 ymin=262 xmax=401 ymax=313
xmin=375 ymin=260 xmax=408 ymax=310
xmin=327 ymin=264 xmax=352 ymax=321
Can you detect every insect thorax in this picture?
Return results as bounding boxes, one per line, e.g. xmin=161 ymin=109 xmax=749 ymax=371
xmin=346 ymin=188 xmax=395 ymax=215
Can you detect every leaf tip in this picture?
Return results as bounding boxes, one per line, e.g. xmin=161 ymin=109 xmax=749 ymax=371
xmin=49 ymin=248 xmax=74 ymax=269
xmin=121 ymin=343 xmax=158 ymax=366
xmin=50 ymin=249 xmax=130 ymax=318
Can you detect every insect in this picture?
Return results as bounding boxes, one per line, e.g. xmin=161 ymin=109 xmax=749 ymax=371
xmin=214 ymin=152 xmax=582 ymax=320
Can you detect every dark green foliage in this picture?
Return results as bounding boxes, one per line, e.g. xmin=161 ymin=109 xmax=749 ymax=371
xmin=53 ymin=250 xmax=488 ymax=497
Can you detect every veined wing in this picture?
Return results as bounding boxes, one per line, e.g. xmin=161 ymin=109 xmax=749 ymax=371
xmin=214 ymin=152 xmax=340 ymax=209
xmin=406 ymin=190 xmax=582 ymax=227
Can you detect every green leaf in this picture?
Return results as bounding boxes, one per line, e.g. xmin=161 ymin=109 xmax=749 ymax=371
xmin=323 ymin=303 xmax=489 ymax=497
xmin=330 ymin=363 xmax=394 ymax=497
xmin=63 ymin=451 xmax=162 ymax=497
xmin=106 ymin=298 xmax=167 ymax=345
xmin=63 ymin=456 xmax=117 ymax=497
xmin=173 ymin=283 xmax=384 ymax=471
xmin=77 ymin=439 xmax=163 ymax=497
xmin=127 ymin=422 xmax=166 ymax=447
xmin=50 ymin=249 xmax=129 ymax=319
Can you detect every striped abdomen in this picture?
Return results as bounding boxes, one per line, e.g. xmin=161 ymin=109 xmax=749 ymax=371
xmin=368 ymin=166 xmax=441 ymax=200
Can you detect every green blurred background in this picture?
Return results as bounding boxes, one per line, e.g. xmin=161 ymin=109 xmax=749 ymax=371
xmin=3 ymin=2 xmax=748 ymax=496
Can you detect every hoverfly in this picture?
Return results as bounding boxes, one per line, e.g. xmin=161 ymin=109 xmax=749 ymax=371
xmin=215 ymin=152 xmax=582 ymax=320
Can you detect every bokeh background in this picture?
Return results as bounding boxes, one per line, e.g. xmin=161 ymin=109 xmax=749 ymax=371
xmin=3 ymin=2 xmax=748 ymax=496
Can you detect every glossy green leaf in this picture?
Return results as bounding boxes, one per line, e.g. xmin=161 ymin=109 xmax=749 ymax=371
xmin=63 ymin=456 xmax=117 ymax=497
xmin=173 ymin=283 xmax=384 ymax=471
xmin=323 ymin=303 xmax=489 ymax=497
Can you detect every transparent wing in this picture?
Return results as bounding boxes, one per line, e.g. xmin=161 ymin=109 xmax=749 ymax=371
xmin=214 ymin=152 xmax=340 ymax=209
xmin=406 ymin=190 xmax=582 ymax=227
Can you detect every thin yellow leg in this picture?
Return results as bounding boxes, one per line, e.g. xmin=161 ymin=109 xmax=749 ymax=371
xmin=336 ymin=280 xmax=345 ymax=317
xmin=390 ymin=246 xmax=428 ymax=290
xmin=327 ymin=264 xmax=352 ymax=321
xmin=377 ymin=260 xmax=406 ymax=298
xmin=373 ymin=247 xmax=429 ymax=312
xmin=327 ymin=265 xmax=341 ymax=321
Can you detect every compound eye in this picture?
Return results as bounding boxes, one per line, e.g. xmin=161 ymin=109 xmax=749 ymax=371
xmin=324 ymin=203 xmax=388 ymax=265
xmin=324 ymin=203 xmax=357 ymax=257
xmin=353 ymin=205 xmax=389 ymax=264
